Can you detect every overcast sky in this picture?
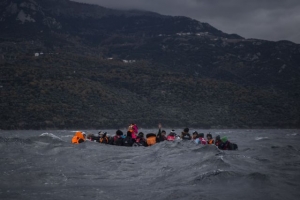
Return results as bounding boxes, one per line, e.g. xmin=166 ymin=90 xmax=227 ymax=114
xmin=73 ymin=0 xmax=300 ymax=44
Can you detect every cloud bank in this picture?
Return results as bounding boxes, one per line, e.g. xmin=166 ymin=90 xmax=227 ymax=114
xmin=72 ymin=0 xmax=300 ymax=43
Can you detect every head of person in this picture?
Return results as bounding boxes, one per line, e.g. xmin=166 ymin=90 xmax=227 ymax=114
xmin=161 ymin=130 xmax=166 ymax=137
xmin=116 ymin=130 xmax=123 ymax=136
xmin=128 ymin=124 xmax=133 ymax=132
xmin=169 ymin=130 xmax=175 ymax=136
xmin=207 ymin=133 xmax=212 ymax=140
xmin=199 ymin=133 xmax=204 ymax=138
xmin=138 ymin=132 xmax=144 ymax=138
xmin=216 ymin=135 xmax=221 ymax=141
xmin=128 ymin=123 xmax=138 ymax=132
xmin=127 ymin=131 xmax=132 ymax=137
xmin=82 ymin=132 xmax=86 ymax=139
xmin=98 ymin=131 xmax=104 ymax=137
xmin=183 ymin=128 xmax=189 ymax=134
xmin=192 ymin=131 xmax=198 ymax=139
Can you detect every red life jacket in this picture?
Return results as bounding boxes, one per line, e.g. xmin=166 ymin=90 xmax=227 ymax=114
xmin=167 ymin=135 xmax=175 ymax=141
xmin=199 ymin=137 xmax=207 ymax=145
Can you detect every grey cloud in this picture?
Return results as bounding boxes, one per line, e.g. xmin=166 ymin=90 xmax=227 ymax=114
xmin=72 ymin=0 xmax=300 ymax=43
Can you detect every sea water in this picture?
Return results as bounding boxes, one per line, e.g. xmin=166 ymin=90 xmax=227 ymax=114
xmin=0 ymin=129 xmax=299 ymax=200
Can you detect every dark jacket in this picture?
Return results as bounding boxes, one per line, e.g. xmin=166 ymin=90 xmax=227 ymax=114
xmin=218 ymin=141 xmax=238 ymax=150
xmin=89 ymin=135 xmax=100 ymax=142
xmin=134 ymin=136 xmax=147 ymax=147
xmin=181 ymin=132 xmax=191 ymax=140
xmin=123 ymin=136 xmax=134 ymax=147
xmin=110 ymin=135 xmax=124 ymax=146
xmin=156 ymin=128 xmax=167 ymax=142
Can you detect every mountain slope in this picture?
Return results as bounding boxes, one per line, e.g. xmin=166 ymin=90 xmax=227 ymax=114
xmin=0 ymin=0 xmax=299 ymax=129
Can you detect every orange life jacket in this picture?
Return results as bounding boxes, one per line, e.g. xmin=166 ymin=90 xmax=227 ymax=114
xmin=147 ymin=136 xmax=156 ymax=146
xmin=207 ymin=139 xmax=215 ymax=144
xmin=99 ymin=137 xmax=108 ymax=144
xmin=71 ymin=131 xmax=85 ymax=144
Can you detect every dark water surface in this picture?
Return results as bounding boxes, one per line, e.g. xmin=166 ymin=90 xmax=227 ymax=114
xmin=0 ymin=129 xmax=300 ymax=200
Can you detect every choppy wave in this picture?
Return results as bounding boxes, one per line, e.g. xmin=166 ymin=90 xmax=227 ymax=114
xmin=0 ymin=129 xmax=300 ymax=200
xmin=39 ymin=132 xmax=64 ymax=141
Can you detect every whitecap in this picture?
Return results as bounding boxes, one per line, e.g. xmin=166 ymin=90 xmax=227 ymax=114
xmin=255 ymin=136 xmax=269 ymax=140
xmin=291 ymin=133 xmax=298 ymax=136
xmin=39 ymin=133 xmax=63 ymax=141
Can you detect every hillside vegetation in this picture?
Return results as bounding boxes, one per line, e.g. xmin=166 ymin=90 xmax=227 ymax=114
xmin=0 ymin=0 xmax=299 ymax=129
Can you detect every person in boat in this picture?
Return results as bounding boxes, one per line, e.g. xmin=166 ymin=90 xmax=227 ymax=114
xmin=160 ymin=130 xmax=167 ymax=141
xmin=133 ymin=132 xmax=147 ymax=147
xmin=206 ymin=133 xmax=214 ymax=144
xmin=146 ymin=133 xmax=157 ymax=146
xmin=156 ymin=123 xmax=162 ymax=142
xmin=198 ymin=133 xmax=207 ymax=144
xmin=217 ymin=136 xmax=238 ymax=150
xmin=123 ymin=131 xmax=134 ymax=147
xmin=192 ymin=131 xmax=199 ymax=144
xmin=128 ymin=123 xmax=138 ymax=141
xmin=181 ymin=128 xmax=191 ymax=140
xmin=99 ymin=131 xmax=109 ymax=144
xmin=167 ymin=130 xmax=177 ymax=141
xmin=192 ymin=131 xmax=206 ymax=144
xmin=156 ymin=123 xmax=167 ymax=142
xmin=215 ymin=135 xmax=222 ymax=147
xmin=71 ymin=131 xmax=86 ymax=144
xmin=86 ymin=131 xmax=101 ymax=142
xmin=109 ymin=130 xmax=124 ymax=146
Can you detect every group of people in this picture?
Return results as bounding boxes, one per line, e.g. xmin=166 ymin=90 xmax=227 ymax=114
xmin=71 ymin=123 xmax=238 ymax=150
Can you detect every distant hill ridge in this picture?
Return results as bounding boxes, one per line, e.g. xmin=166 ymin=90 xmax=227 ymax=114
xmin=0 ymin=0 xmax=300 ymax=129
